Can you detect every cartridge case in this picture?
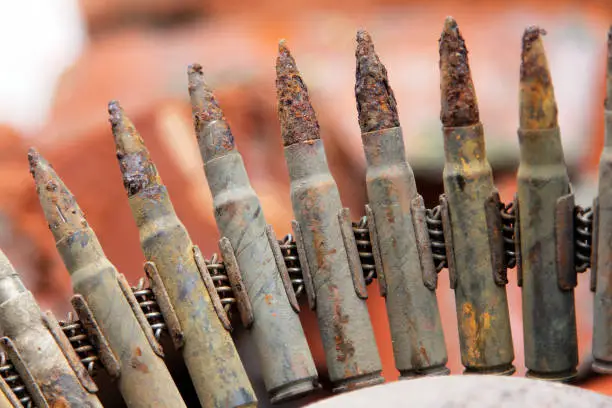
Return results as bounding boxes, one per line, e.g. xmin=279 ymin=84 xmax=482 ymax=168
xmin=0 ymin=387 xmax=15 ymax=408
xmin=442 ymin=123 xmax=515 ymax=374
xmin=129 ymin=184 xmax=256 ymax=407
xmin=202 ymin=120 xmax=318 ymax=402
xmin=285 ymin=139 xmax=383 ymax=392
xmin=593 ymin=109 xmax=612 ymax=373
xmin=56 ymin=226 xmax=187 ymax=407
xmin=362 ymin=126 xmax=448 ymax=377
xmin=517 ymin=127 xmax=578 ymax=380
xmin=0 ymin=250 xmax=103 ymax=407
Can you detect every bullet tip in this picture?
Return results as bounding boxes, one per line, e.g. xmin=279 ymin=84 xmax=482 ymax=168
xmin=355 ymin=29 xmax=399 ymax=133
xmin=275 ymin=39 xmax=320 ymax=146
xmin=439 ymin=16 xmax=479 ymax=127
xmin=108 ymin=100 xmax=123 ymax=126
xmin=188 ymin=63 xmax=203 ymax=75
xmin=443 ymin=16 xmax=458 ymax=35
xmin=522 ymin=25 xmax=547 ymax=52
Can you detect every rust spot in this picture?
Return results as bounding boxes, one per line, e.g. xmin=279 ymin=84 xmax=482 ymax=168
xmin=331 ymin=286 xmax=355 ymax=363
xmin=131 ymin=347 xmax=150 ymax=373
xmin=264 ymin=294 xmax=273 ymax=305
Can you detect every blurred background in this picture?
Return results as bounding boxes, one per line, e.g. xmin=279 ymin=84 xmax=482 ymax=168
xmin=0 ymin=0 xmax=610 ymax=406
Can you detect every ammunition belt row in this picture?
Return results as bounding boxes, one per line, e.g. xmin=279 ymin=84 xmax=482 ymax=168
xmin=44 ymin=200 xmax=593 ymax=379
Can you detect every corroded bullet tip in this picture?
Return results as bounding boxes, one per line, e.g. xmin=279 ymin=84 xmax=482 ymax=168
xmin=520 ymin=26 xmax=558 ymax=129
xmin=355 ymin=29 xmax=399 ymax=133
xmin=276 ymin=40 xmax=320 ymax=146
xmin=28 ymin=147 xmax=88 ymax=242
xmin=439 ymin=16 xmax=479 ymax=127
xmin=108 ymin=101 xmax=161 ymax=196
xmin=606 ymin=26 xmax=612 ymax=110
xmin=187 ymin=63 xmax=235 ymax=160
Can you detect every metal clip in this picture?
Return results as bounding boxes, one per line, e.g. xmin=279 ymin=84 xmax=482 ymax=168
xmin=591 ymin=196 xmax=599 ymax=292
xmin=70 ymin=295 xmax=121 ymax=379
xmin=485 ymin=191 xmax=508 ymax=286
xmin=143 ymin=261 xmax=184 ymax=350
xmin=411 ymin=195 xmax=438 ymax=290
xmin=266 ymin=225 xmax=300 ymax=313
xmin=0 ymin=338 xmax=48 ymax=408
xmin=556 ymin=189 xmax=576 ymax=290
xmin=439 ymin=194 xmax=457 ymax=289
xmin=514 ymin=195 xmax=523 ymax=287
xmin=338 ymin=208 xmax=368 ymax=299
xmin=116 ymin=274 xmax=164 ymax=358
xmin=292 ymin=220 xmax=316 ymax=310
xmin=365 ymin=205 xmax=386 ymax=297
xmin=41 ymin=311 xmax=98 ymax=393
xmin=217 ymin=239 xmax=254 ymax=329
xmin=193 ymin=246 xmax=234 ymax=331
xmin=0 ymin=373 xmax=23 ymax=408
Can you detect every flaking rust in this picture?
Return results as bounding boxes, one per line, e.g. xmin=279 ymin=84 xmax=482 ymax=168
xmin=517 ymin=27 xmax=578 ymax=382
xmin=29 ymin=149 xmax=188 ymax=408
xmin=0 ymin=247 xmax=103 ymax=407
xmin=355 ymin=30 xmax=449 ymax=378
xmin=592 ymin=26 xmax=612 ymax=375
xmin=188 ymin=65 xmax=319 ymax=404
xmin=438 ymin=17 xmax=515 ymax=375
xmin=108 ymin=101 xmax=256 ymax=408
xmin=276 ymin=40 xmax=383 ymax=392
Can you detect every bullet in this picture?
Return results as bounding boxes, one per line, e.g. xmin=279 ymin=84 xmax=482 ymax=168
xmin=29 ymin=149 xmax=188 ymax=408
xmin=0 ymin=248 xmax=103 ymax=407
xmin=354 ymin=30 xmax=448 ymax=377
xmin=276 ymin=40 xmax=384 ymax=392
xmin=188 ymin=65 xmax=319 ymax=403
xmin=438 ymin=17 xmax=515 ymax=375
xmin=517 ymin=26 xmax=578 ymax=381
xmin=108 ymin=101 xmax=256 ymax=407
xmin=590 ymin=26 xmax=612 ymax=374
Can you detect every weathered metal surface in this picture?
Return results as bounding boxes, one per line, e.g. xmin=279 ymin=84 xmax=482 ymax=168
xmin=441 ymin=124 xmax=515 ymax=374
xmin=31 ymin=150 xmax=188 ymax=408
xmin=592 ymin=28 xmax=612 ymax=372
xmin=189 ymin=62 xmax=319 ymax=401
xmin=109 ymin=101 xmax=256 ymax=408
xmin=0 ymin=373 xmax=22 ymax=408
xmin=277 ymin=40 xmax=383 ymax=393
xmin=42 ymin=312 xmax=98 ymax=392
xmin=0 ymin=248 xmax=103 ymax=407
xmin=517 ymin=27 xmax=578 ymax=382
xmin=361 ymin=126 xmax=448 ymax=378
xmin=439 ymin=17 xmax=514 ymax=375
xmin=517 ymin=128 xmax=578 ymax=381
xmin=0 ymin=339 xmax=48 ymax=408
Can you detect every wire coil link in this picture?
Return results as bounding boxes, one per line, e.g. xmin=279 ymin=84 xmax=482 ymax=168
xmin=0 ymin=351 xmax=32 ymax=408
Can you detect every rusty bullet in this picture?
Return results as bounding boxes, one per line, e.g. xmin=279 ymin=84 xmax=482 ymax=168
xmin=0 ymin=247 xmax=103 ymax=407
xmin=108 ymin=101 xmax=257 ymax=407
xmin=354 ymin=30 xmax=448 ymax=378
xmin=29 ymin=148 xmax=188 ymax=407
xmin=188 ymin=65 xmax=319 ymax=403
xmin=591 ymin=26 xmax=612 ymax=374
xmin=276 ymin=40 xmax=384 ymax=392
xmin=438 ymin=17 xmax=515 ymax=375
xmin=517 ymin=26 xmax=578 ymax=381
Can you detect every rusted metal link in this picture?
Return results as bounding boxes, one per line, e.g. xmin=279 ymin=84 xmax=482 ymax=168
xmin=352 ymin=217 xmax=377 ymax=284
xmin=0 ymin=352 xmax=32 ymax=408
xmin=279 ymin=235 xmax=305 ymax=298
xmin=59 ymin=314 xmax=100 ymax=377
xmin=500 ymin=201 xmax=517 ymax=270
xmin=425 ymin=206 xmax=447 ymax=272
xmin=575 ymin=205 xmax=593 ymax=273
xmin=132 ymin=278 xmax=167 ymax=340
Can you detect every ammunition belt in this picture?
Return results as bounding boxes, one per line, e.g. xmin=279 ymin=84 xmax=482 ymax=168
xmin=37 ymin=200 xmax=591 ymax=379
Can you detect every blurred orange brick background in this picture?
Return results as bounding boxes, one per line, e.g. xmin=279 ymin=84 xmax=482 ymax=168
xmin=0 ymin=0 xmax=611 ymax=406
